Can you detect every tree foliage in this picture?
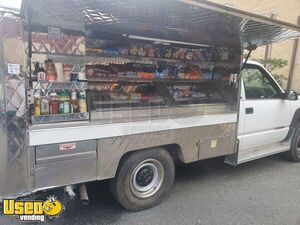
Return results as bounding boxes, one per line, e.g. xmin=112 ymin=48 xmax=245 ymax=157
xmin=246 ymin=57 xmax=288 ymax=87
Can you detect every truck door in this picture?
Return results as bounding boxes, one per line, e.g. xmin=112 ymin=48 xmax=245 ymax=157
xmin=238 ymin=64 xmax=292 ymax=152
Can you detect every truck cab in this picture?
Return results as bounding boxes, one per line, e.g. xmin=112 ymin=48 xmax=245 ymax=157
xmin=237 ymin=60 xmax=299 ymax=163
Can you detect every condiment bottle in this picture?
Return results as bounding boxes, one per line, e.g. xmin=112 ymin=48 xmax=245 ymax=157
xmin=78 ymin=72 xmax=86 ymax=81
xmin=32 ymin=62 xmax=39 ymax=82
xmin=86 ymin=65 xmax=94 ymax=78
xmin=45 ymin=59 xmax=57 ymax=81
xmin=63 ymin=64 xmax=72 ymax=82
xmin=79 ymin=91 xmax=87 ymax=113
xmin=34 ymin=91 xmax=41 ymax=116
xmin=37 ymin=63 xmax=47 ymax=81
xmin=41 ymin=95 xmax=50 ymax=115
xmin=50 ymin=93 xmax=59 ymax=114
xmin=70 ymin=91 xmax=80 ymax=113
xmin=70 ymin=73 xmax=79 ymax=82
xmin=55 ymin=63 xmax=64 ymax=82
xmin=58 ymin=91 xmax=71 ymax=114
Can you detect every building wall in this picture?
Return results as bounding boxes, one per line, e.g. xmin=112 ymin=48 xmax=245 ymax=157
xmin=209 ymin=0 xmax=300 ymax=91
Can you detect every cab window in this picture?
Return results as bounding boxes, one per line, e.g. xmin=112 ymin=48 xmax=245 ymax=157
xmin=243 ymin=65 xmax=280 ymax=99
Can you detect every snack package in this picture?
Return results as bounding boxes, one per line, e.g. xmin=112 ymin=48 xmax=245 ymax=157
xmin=202 ymin=48 xmax=213 ymax=61
xmin=119 ymin=48 xmax=129 ymax=56
xmin=138 ymin=46 xmax=146 ymax=57
xmin=188 ymin=65 xmax=203 ymax=80
xmin=155 ymin=47 xmax=162 ymax=58
xmin=186 ymin=50 xmax=193 ymax=60
xmin=147 ymin=46 xmax=156 ymax=58
xmin=192 ymin=49 xmax=205 ymax=61
xmin=130 ymin=44 xmax=139 ymax=56
xmin=172 ymin=48 xmax=180 ymax=59
xmin=178 ymin=48 xmax=187 ymax=60
xmin=164 ymin=48 xmax=173 ymax=59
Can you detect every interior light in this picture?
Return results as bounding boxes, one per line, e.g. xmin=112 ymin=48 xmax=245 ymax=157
xmin=127 ymin=35 xmax=210 ymax=47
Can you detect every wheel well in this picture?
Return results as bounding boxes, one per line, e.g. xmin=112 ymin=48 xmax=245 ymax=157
xmin=118 ymin=144 xmax=184 ymax=169
xmin=290 ymin=109 xmax=300 ymax=128
xmin=285 ymin=108 xmax=300 ymax=141
xmin=164 ymin=144 xmax=185 ymax=164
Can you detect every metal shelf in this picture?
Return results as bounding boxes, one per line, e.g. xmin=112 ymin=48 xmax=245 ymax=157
xmin=31 ymin=113 xmax=89 ymax=124
xmin=86 ymin=55 xmax=238 ymax=69
xmin=87 ymin=77 xmax=214 ymax=85
xmin=32 ymin=52 xmax=85 ymax=65
xmin=33 ymin=81 xmax=88 ymax=91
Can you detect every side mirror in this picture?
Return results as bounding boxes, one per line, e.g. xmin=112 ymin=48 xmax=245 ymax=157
xmin=283 ymin=90 xmax=298 ymax=101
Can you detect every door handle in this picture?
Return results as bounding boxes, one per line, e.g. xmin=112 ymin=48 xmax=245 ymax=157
xmin=246 ymin=107 xmax=254 ymax=114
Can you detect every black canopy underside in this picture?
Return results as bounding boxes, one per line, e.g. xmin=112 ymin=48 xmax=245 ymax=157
xmin=21 ymin=0 xmax=300 ymax=48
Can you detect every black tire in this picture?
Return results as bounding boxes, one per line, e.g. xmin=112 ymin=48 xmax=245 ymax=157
xmin=287 ymin=126 xmax=300 ymax=162
xmin=109 ymin=148 xmax=175 ymax=211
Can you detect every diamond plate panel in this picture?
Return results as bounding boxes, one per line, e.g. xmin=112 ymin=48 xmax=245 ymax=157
xmin=23 ymin=32 xmax=85 ymax=56
xmin=0 ymin=13 xmax=28 ymax=200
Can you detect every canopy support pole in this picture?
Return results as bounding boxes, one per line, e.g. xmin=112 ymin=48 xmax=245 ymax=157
xmin=241 ymin=44 xmax=257 ymax=71
xmin=287 ymin=15 xmax=300 ymax=90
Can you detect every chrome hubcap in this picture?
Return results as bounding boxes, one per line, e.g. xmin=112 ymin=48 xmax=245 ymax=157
xmin=130 ymin=159 xmax=164 ymax=199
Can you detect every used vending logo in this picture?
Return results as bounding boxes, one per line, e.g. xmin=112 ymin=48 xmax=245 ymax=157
xmin=2 ymin=196 xmax=64 ymax=222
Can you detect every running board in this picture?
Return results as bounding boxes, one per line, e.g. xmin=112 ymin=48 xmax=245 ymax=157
xmin=236 ymin=142 xmax=290 ymax=165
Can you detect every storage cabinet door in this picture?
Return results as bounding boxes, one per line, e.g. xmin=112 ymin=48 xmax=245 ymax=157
xmin=34 ymin=140 xmax=97 ymax=189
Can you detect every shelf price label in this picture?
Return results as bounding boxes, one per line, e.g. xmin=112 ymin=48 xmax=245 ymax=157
xmin=8 ymin=63 xmax=20 ymax=75
xmin=48 ymin=26 xmax=61 ymax=40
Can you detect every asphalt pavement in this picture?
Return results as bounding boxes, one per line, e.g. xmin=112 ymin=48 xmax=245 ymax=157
xmin=1 ymin=154 xmax=300 ymax=225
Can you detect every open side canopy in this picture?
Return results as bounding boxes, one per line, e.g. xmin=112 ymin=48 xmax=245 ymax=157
xmin=21 ymin=0 xmax=300 ymax=48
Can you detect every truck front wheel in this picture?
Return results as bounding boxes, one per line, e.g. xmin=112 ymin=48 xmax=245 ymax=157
xmin=109 ymin=148 xmax=175 ymax=211
xmin=287 ymin=126 xmax=300 ymax=162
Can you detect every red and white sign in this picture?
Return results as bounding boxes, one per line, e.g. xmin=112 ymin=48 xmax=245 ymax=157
xmin=59 ymin=143 xmax=76 ymax=151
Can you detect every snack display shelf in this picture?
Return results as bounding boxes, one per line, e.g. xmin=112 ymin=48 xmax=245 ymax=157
xmin=31 ymin=113 xmax=89 ymax=124
xmin=86 ymin=55 xmax=238 ymax=69
xmin=87 ymin=77 xmax=214 ymax=85
xmin=32 ymin=81 xmax=88 ymax=91
xmin=32 ymin=52 xmax=85 ymax=65
xmin=93 ymin=98 xmax=164 ymax=105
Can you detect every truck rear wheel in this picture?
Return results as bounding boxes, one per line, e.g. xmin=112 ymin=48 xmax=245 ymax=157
xmin=287 ymin=126 xmax=300 ymax=162
xmin=109 ymin=148 xmax=175 ymax=211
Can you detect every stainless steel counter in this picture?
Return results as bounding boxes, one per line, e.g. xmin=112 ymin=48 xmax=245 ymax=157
xmin=29 ymin=103 xmax=236 ymax=130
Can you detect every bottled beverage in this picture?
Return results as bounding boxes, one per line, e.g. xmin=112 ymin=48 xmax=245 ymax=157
xmin=50 ymin=93 xmax=59 ymax=114
xmin=55 ymin=63 xmax=64 ymax=82
xmin=70 ymin=73 xmax=79 ymax=82
xmin=37 ymin=63 xmax=47 ymax=81
xmin=79 ymin=91 xmax=87 ymax=113
xmin=34 ymin=91 xmax=41 ymax=116
xmin=70 ymin=91 xmax=80 ymax=113
xmin=58 ymin=91 xmax=71 ymax=114
xmin=45 ymin=59 xmax=57 ymax=81
xmin=41 ymin=95 xmax=50 ymax=115
xmin=63 ymin=64 xmax=72 ymax=82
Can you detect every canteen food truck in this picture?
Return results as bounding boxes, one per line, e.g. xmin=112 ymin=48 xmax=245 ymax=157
xmin=0 ymin=0 xmax=300 ymax=211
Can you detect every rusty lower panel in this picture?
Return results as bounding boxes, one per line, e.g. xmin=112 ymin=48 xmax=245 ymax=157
xmin=97 ymin=122 xmax=236 ymax=180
